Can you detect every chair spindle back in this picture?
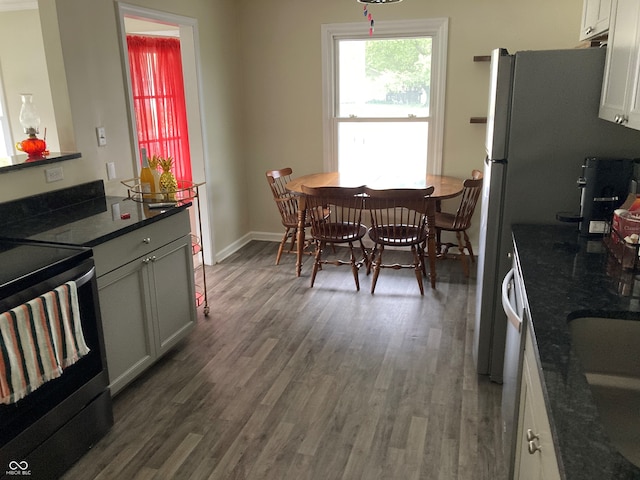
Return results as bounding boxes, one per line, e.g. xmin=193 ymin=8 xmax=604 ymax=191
xmin=302 ymin=185 xmax=366 ymax=242
xmin=266 ymin=168 xmax=299 ymax=224
xmin=452 ymin=171 xmax=483 ymax=230
xmin=364 ymin=187 xmax=435 ymax=246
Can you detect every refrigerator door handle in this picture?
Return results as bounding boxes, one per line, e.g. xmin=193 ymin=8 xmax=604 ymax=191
xmin=501 ymin=268 xmax=522 ymax=332
xmin=486 ymin=156 xmax=507 ymax=165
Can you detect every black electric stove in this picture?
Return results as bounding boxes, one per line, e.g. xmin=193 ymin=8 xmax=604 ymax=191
xmin=0 ymin=182 xmax=115 ymax=479
xmin=0 ymin=240 xmax=93 ymax=299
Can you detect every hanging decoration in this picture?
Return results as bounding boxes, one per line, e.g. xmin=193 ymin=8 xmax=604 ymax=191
xmin=363 ymin=4 xmax=374 ymax=36
xmin=357 ymin=0 xmax=402 ymax=36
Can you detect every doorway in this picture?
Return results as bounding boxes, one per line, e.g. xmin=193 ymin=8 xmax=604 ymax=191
xmin=116 ymin=3 xmax=213 ymax=266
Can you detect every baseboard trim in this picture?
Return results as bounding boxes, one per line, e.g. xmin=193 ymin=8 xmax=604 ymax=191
xmin=214 ymin=233 xmax=253 ymax=263
xmin=214 ymin=231 xmax=477 ymax=264
xmin=251 ymin=231 xmax=284 ymax=243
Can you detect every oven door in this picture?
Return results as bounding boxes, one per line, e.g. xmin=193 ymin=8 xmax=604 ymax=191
xmin=0 ymin=256 xmax=112 ymax=479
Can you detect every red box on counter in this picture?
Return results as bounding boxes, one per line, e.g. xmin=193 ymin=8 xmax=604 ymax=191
xmin=612 ymin=211 xmax=640 ymax=237
xmin=605 ymin=228 xmax=640 ymax=270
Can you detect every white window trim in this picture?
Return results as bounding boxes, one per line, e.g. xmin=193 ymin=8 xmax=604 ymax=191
xmin=0 ymin=66 xmax=13 ymax=160
xmin=321 ymin=18 xmax=448 ymax=175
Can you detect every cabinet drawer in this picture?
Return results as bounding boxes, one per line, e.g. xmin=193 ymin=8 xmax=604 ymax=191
xmin=93 ymin=210 xmax=190 ymax=277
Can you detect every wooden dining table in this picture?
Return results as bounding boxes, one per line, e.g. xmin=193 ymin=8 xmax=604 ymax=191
xmin=285 ymin=172 xmax=465 ymax=285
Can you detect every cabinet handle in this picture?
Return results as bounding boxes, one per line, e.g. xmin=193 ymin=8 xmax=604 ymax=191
xmin=585 ymin=26 xmax=594 ymax=35
xmin=528 ymin=439 xmax=542 ymax=455
xmin=526 ymin=429 xmax=542 ymax=455
xmin=615 ymin=115 xmax=629 ymax=125
xmin=526 ymin=429 xmax=539 ymax=442
xmin=142 ymin=255 xmax=157 ymax=264
xmin=143 ymin=237 xmax=151 ymax=244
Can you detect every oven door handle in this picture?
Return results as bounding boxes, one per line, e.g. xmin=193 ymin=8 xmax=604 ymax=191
xmin=501 ymin=268 xmax=522 ymax=333
xmin=74 ymin=266 xmax=96 ymax=288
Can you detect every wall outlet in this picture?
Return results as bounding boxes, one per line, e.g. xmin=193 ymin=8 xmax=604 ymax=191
xmin=45 ymin=166 xmax=64 ymax=183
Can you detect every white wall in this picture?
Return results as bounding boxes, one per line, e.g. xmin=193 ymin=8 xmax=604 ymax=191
xmin=240 ymin=0 xmax=585 ymax=250
xmin=0 ymin=0 xmax=586 ymax=259
xmin=0 ymin=8 xmax=60 ymax=156
xmin=0 ymin=0 xmax=245 ymax=261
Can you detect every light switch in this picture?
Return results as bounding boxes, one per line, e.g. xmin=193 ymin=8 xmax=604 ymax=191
xmin=96 ymin=127 xmax=107 ymax=146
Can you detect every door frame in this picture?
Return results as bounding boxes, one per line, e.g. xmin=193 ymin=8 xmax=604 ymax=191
xmin=116 ymin=2 xmax=214 ymax=265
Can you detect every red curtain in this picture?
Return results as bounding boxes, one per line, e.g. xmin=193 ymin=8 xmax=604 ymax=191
xmin=127 ymin=35 xmax=192 ymax=182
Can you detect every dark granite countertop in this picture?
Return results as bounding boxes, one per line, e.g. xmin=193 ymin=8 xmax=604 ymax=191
xmin=0 ymin=181 xmax=191 ymax=247
xmin=512 ymin=224 xmax=640 ymax=480
xmin=0 ymin=152 xmax=82 ymax=174
xmin=0 ymin=196 xmax=190 ymax=247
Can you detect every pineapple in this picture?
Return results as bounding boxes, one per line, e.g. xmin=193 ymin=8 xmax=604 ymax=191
xmin=158 ymin=156 xmax=178 ymax=201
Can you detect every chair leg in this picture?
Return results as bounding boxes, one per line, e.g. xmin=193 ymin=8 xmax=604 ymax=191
xmin=288 ymin=226 xmax=298 ymax=253
xmin=367 ymin=245 xmax=378 ymax=275
xmin=463 ymin=231 xmax=475 ymax=263
xmin=310 ymin=241 xmax=324 ymax=287
xmin=411 ymin=245 xmax=425 ymax=295
xmin=348 ymin=242 xmax=360 ymax=291
xmin=426 ymin=230 xmax=437 ymax=289
xmin=359 ymin=239 xmax=370 ymax=271
xmin=276 ymin=228 xmax=291 ymax=265
xmin=419 ymin=243 xmax=427 ymax=277
xmin=370 ymin=244 xmax=383 ymax=294
xmin=456 ymin=231 xmax=470 ymax=277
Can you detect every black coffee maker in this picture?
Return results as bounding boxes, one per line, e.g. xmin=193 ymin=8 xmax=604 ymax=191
xmin=577 ymin=157 xmax=636 ymax=236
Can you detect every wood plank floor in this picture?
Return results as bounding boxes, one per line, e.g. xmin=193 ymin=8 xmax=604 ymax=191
xmin=62 ymin=241 xmax=506 ymax=480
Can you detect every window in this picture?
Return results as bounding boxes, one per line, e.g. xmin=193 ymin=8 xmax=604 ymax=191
xmin=322 ymin=19 xmax=448 ymax=184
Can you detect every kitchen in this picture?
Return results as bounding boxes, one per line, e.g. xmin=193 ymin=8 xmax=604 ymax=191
xmin=1 ymin=0 xmax=639 ymax=479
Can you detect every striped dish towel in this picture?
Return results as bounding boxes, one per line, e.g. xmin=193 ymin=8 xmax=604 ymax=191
xmin=0 ymin=281 xmax=90 ymax=405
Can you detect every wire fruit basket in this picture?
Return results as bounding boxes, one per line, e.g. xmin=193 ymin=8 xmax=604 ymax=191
xmin=121 ymin=178 xmax=202 ymax=204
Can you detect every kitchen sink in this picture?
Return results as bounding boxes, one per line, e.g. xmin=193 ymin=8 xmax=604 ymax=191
xmin=569 ymin=316 xmax=640 ymax=467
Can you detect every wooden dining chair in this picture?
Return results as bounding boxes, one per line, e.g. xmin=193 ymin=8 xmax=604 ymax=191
xmin=265 ymin=167 xmax=315 ymax=265
xmin=364 ymin=187 xmax=436 ymax=295
xmin=435 ymin=169 xmax=483 ymax=277
xmin=301 ymin=185 xmax=369 ymax=291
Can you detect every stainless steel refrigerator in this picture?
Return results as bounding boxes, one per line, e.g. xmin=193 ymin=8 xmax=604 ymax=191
xmin=474 ymin=46 xmax=640 ymax=382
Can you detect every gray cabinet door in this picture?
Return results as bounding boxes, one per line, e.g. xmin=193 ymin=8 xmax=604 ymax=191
xmin=148 ymin=236 xmax=196 ymax=356
xmin=98 ymin=258 xmax=155 ymax=395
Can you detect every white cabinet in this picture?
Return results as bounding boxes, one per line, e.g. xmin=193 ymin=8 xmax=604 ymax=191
xmin=513 ymin=330 xmax=561 ymax=480
xmin=599 ymin=0 xmax=640 ymax=129
xmin=580 ymin=0 xmax=612 ymax=40
xmin=93 ymin=210 xmax=197 ymax=395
